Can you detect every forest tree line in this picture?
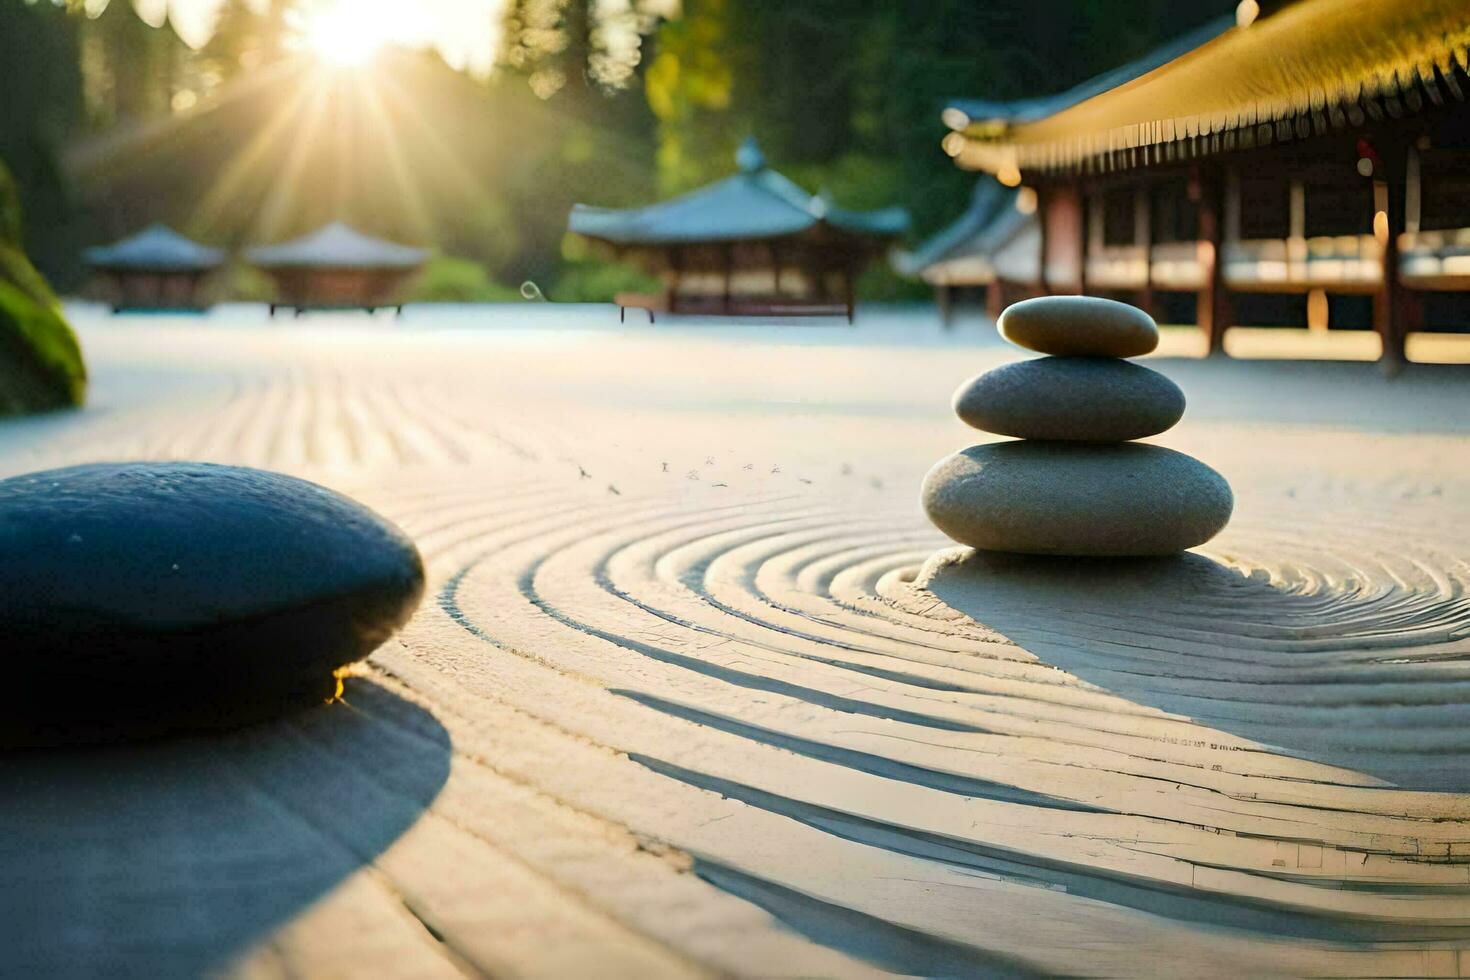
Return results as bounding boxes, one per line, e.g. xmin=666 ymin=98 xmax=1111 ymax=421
xmin=1 ymin=0 xmax=1230 ymax=299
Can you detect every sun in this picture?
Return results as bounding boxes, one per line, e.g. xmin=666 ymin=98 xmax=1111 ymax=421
xmin=301 ymin=1 xmax=392 ymax=68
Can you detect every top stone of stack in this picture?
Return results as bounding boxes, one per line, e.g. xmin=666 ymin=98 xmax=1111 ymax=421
xmin=999 ymin=295 xmax=1159 ymax=358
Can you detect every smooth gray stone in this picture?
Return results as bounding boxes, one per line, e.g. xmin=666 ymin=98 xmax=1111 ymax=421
xmin=999 ymin=296 xmax=1159 ymax=357
xmin=953 ymin=357 xmax=1185 ymax=442
xmin=0 ymin=461 xmax=425 ymax=743
xmin=922 ymin=442 xmax=1232 ymax=557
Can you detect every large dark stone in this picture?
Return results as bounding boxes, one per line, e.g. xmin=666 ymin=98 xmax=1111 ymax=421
xmin=0 ymin=462 xmax=424 ymax=744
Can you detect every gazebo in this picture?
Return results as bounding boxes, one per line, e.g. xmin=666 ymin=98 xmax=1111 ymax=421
xmin=939 ymin=0 xmax=1470 ymax=367
xmin=569 ymin=138 xmax=909 ymax=322
xmin=83 ymin=224 xmax=225 ymax=312
xmin=245 ymin=222 xmax=427 ymax=317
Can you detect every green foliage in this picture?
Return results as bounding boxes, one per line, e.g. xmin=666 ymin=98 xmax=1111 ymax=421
xmin=218 ymin=261 xmax=277 ymax=304
xmin=410 ymin=255 xmax=523 ymax=303
xmin=648 ymin=0 xmax=1233 ymax=240
xmin=0 ymin=0 xmax=83 ymax=285
xmin=0 ymin=161 xmax=21 ymax=246
xmin=644 ymin=0 xmax=741 ymax=194
xmin=550 ymin=260 xmax=662 ymax=303
xmin=0 ymin=280 xmax=86 ymax=415
xmin=856 ymin=261 xmax=930 ymax=303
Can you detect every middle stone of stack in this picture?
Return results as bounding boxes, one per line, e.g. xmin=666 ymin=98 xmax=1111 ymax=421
xmin=921 ymin=296 xmax=1233 ymax=557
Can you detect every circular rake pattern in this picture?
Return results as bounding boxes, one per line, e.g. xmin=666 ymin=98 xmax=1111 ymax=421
xmin=376 ymin=476 xmax=1470 ymax=977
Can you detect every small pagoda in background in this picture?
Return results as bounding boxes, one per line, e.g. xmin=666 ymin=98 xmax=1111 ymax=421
xmin=569 ymin=138 xmax=908 ymax=322
xmin=246 ymin=222 xmax=427 ymax=317
xmin=83 ymin=224 xmax=225 ymax=312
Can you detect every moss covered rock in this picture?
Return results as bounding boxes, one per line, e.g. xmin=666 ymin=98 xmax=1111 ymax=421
xmin=0 ymin=280 xmax=85 ymax=413
xmin=0 ymin=159 xmax=84 ymax=415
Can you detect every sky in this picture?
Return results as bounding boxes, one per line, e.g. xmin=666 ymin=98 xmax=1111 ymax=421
xmin=123 ymin=0 xmax=507 ymax=75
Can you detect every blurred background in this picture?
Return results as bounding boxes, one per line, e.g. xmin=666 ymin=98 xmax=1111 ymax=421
xmin=2 ymin=0 xmax=1232 ymax=304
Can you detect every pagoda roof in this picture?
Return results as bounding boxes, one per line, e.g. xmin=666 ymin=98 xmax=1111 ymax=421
xmin=893 ymin=180 xmax=1024 ymax=279
xmin=948 ymin=0 xmax=1470 ymax=175
xmin=83 ymin=224 xmax=225 ymax=272
xmin=245 ymin=222 xmax=427 ymax=269
xmin=569 ymin=138 xmax=909 ymax=246
xmin=943 ymin=15 xmax=1235 ymax=135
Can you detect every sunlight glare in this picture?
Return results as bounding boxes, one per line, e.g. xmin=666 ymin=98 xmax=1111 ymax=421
xmin=303 ymin=1 xmax=391 ymax=67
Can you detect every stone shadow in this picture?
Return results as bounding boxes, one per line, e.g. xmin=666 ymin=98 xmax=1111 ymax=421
xmin=0 ymin=677 xmax=450 ymax=976
xmin=925 ymin=549 xmax=1470 ymax=793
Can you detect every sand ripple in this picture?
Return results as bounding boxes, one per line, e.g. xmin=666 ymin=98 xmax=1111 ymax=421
xmin=378 ymin=479 xmax=1470 ymax=977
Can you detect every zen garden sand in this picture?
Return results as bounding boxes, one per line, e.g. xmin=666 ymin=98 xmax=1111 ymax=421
xmin=3 ymin=302 xmax=1470 ymax=977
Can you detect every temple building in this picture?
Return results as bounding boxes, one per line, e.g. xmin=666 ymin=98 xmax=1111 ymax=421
xmin=245 ymin=222 xmax=427 ymax=316
xmin=569 ymin=138 xmax=909 ymax=322
xmin=931 ymin=0 xmax=1470 ymax=366
xmin=892 ymin=180 xmax=1032 ymax=324
xmin=83 ymin=224 xmax=225 ymax=312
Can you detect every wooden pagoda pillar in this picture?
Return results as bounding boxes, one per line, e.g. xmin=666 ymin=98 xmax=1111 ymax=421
xmin=1374 ymin=141 xmax=1409 ymax=371
xmin=1195 ymin=164 xmax=1231 ymax=355
xmin=986 ymin=280 xmax=1004 ymax=320
xmin=1135 ymin=186 xmax=1155 ymax=317
xmin=936 ymin=284 xmax=954 ymax=328
xmin=1036 ymin=185 xmax=1050 ymax=294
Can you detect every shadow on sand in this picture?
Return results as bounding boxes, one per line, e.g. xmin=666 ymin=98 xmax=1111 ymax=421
xmin=925 ymin=549 xmax=1470 ymax=793
xmin=0 ymin=677 xmax=450 ymax=976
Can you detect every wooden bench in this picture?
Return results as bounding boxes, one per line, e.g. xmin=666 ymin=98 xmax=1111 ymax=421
xmin=615 ymin=293 xmax=665 ymax=323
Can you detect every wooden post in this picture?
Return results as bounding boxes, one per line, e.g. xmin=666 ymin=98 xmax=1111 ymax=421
xmin=936 ymin=284 xmax=954 ymax=329
xmin=1036 ymin=185 xmax=1050 ymax=294
xmin=986 ymin=280 xmax=1003 ymax=320
xmin=1375 ymin=142 xmax=1409 ymax=371
xmin=666 ymin=245 xmax=681 ymax=315
xmin=1077 ymin=181 xmax=1090 ymax=296
xmin=1136 ymin=186 xmax=1155 ymax=317
xmin=1196 ymin=164 xmax=1231 ymax=355
xmin=721 ymin=243 xmax=733 ymax=313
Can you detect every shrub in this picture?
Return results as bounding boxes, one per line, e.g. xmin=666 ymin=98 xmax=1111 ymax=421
xmin=549 ymin=260 xmax=662 ymax=303
xmin=218 ymin=260 xmax=277 ymax=303
xmin=410 ymin=255 xmax=523 ymax=303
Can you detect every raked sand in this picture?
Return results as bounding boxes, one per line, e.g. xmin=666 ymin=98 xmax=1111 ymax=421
xmin=3 ymin=303 xmax=1470 ymax=977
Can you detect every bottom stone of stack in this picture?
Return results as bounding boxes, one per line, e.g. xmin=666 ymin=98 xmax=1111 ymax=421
xmin=921 ymin=441 xmax=1233 ymax=557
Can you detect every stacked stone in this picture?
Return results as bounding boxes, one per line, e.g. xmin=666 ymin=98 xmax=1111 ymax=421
xmin=922 ymin=296 xmax=1233 ymax=557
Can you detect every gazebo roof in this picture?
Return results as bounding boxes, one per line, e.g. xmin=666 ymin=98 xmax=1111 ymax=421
xmin=83 ymin=224 xmax=225 ymax=272
xmin=569 ymin=138 xmax=909 ymax=246
xmin=893 ymin=180 xmax=1024 ymax=280
xmin=948 ymin=0 xmax=1470 ymax=175
xmin=245 ymin=222 xmax=427 ymax=269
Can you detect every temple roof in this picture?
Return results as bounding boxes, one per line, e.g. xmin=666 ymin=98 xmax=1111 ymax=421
xmin=893 ymin=180 xmax=1022 ymax=279
xmin=948 ymin=0 xmax=1470 ymax=175
xmin=942 ymin=15 xmax=1235 ymax=135
xmin=83 ymin=224 xmax=225 ymax=271
xmin=245 ymin=222 xmax=427 ymax=269
xmin=569 ymin=138 xmax=909 ymax=246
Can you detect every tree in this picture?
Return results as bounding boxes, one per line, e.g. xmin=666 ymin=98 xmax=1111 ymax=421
xmin=201 ymin=0 xmax=289 ymax=89
xmin=0 ymin=0 xmax=83 ymax=282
